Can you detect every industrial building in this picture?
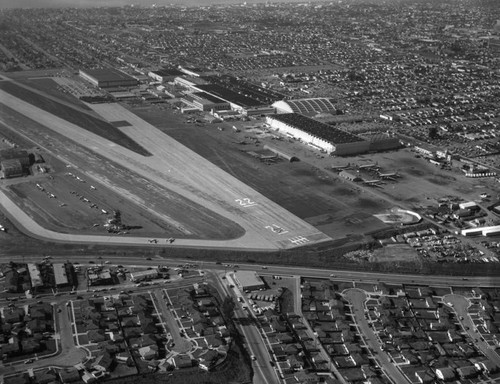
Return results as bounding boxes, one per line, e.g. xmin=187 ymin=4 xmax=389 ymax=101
xmin=273 ymin=98 xmax=337 ymax=116
xmin=461 ymin=225 xmax=500 ymax=237
xmin=28 ymin=263 xmax=43 ymax=288
xmin=233 ymin=271 xmax=265 ymax=291
xmin=181 ymin=92 xmax=230 ymax=112
xmin=148 ymin=68 xmax=183 ymax=83
xmin=130 ymin=269 xmax=158 ymax=282
xmin=1 ymin=159 xmax=23 ymax=179
xmin=79 ymin=68 xmax=138 ymax=88
xmin=53 ymin=263 xmax=69 ymax=287
xmin=266 ymin=113 xmax=369 ymax=156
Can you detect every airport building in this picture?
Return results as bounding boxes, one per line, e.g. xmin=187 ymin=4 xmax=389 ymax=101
xmin=130 ymin=269 xmax=158 ymax=282
xmin=0 ymin=148 xmax=30 ymax=166
xmin=266 ymin=113 xmax=369 ymax=156
xmin=181 ymin=92 xmax=230 ymax=112
xmin=273 ymin=98 xmax=337 ymax=116
xmin=148 ymin=68 xmax=184 ymax=83
xmin=233 ymin=271 xmax=265 ymax=291
xmin=53 ymin=263 xmax=69 ymax=287
xmin=1 ymin=159 xmax=23 ymax=179
xmin=28 ymin=263 xmax=43 ymax=288
xmin=79 ymin=68 xmax=139 ymax=88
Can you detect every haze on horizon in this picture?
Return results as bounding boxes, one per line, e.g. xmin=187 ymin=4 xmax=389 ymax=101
xmin=0 ymin=0 xmax=329 ymax=9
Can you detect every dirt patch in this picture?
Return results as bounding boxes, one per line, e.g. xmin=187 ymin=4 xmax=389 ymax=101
xmin=370 ymin=244 xmax=420 ymax=262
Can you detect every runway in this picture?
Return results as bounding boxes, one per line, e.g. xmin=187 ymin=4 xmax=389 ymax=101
xmin=0 ymin=89 xmax=331 ymax=250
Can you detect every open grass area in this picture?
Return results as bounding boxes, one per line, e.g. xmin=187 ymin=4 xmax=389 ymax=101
xmin=0 ymin=81 xmax=151 ymax=156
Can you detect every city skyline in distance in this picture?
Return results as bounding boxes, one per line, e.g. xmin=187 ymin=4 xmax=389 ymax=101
xmin=0 ymin=0 xmax=333 ymax=10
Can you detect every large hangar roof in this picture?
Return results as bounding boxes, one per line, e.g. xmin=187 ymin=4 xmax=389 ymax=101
xmin=269 ymin=113 xmax=364 ymax=144
xmin=273 ymin=98 xmax=337 ymax=115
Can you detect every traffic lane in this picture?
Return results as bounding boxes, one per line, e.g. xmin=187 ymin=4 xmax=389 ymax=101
xmin=344 ymin=289 xmax=412 ymax=384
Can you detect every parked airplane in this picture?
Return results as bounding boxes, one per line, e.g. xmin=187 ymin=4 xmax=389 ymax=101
xmin=0 ymin=225 xmax=6 ymax=232
xmin=90 ymin=185 xmax=96 ymax=190
xmin=362 ymin=180 xmax=384 ymax=187
xmin=167 ymin=238 xmax=175 ymax=243
xmin=148 ymin=239 xmax=158 ymax=244
xmin=101 ymin=209 xmax=108 ymax=214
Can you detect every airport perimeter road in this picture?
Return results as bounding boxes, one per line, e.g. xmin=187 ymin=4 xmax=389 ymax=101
xmin=443 ymin=294 xmax=500 ymax=368
xmin=0 ymin=89 xmax=330 ymax=250
xmin=344 ymin=289 xmax=411 ymax=384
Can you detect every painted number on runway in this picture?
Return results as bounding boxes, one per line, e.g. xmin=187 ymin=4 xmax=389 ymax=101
xmin=265 ymin=224 xmax=288 ymax=235
xmin=235 ymin=198 xmax=257 ymax=208
xmin=289 ymin=236 xmax=310 ymax=245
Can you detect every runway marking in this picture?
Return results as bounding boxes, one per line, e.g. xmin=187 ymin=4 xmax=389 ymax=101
xmin=289 ymin=236 xmax=310 ymax=245
xmin=265 ymin=224 xmax=289 ymax=235
xmin=235 ymin=198 xmax=258 ymax=208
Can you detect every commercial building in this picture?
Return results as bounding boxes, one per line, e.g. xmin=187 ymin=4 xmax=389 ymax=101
xmin=53 ymin=263 xmax=69 ymax=287
xmin=130 ymin=269 xmax=158 ymax=282
xmin=79 ymin=68 xmax=138 ymax=88
xmin=233 ymin=271 xmax=265 ymax=291
xmin=28 ymin=263 xmax=43 ymax=288
xmin=1 ymin=159 xmax=23 ymax=179
xmin=266 ymin=113 xmax=369 ymax=156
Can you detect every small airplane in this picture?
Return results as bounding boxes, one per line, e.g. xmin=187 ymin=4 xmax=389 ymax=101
xmin=148 ymin=239 xmax=158 ymax=244
xmin=49 ymin=193 xmax=56 ymax=198
xmin=167 ymin=238 xmax=175 ymax=243
xmin=0 ymin=225 xmax=6 ymax=232
xmin=92 ymin=224 xmax=100 ymax=227
xmin=59 ymin=203 xmax=67 ymax=207
xmin=101 ymin=209 xmax=108 ymax=214
xmin=363 ymin=180 xmax=384 ymax=187
xmin=90 ymin=185 xmax=96 ymax=190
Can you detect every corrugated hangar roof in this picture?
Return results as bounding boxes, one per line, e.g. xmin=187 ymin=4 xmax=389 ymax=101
xmin=273 ymin=98 xmax=337 ymax=115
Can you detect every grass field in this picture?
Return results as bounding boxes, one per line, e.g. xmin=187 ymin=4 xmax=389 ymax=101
xmin=0 ymin=81 xmax=151 ymax=157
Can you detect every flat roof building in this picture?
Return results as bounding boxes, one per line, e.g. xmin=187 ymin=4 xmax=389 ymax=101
xmin=130 ymin=269 xmax=158 ymax=282
xmin=53 ymin=263 xmax=69 ymax=287
xmin=28 ymin=263 xmax=43 ymax=288
xmin=79 ymin=68 xmax=138 ymax=88
xmin=234 ymin=271 xmax=265 ymax=291
xmin=273 ymin=98 xmax=337 ymax=116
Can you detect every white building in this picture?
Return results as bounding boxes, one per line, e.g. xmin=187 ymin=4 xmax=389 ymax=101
xmin=130 ymin=269 xmax=158 ymax=282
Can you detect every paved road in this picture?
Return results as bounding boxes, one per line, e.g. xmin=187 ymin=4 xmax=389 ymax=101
xmin=206 ymin=271 xmax=279 ymax=384
xmin=343 ymin=289 xmax=411 ymax=384
xmin=443 ymin=294 xmax=500 ymax=367
xmin=3 ymin=254 xmax=499 ymax=289
xmin=0 ymin=87 xmax=330 ymax=250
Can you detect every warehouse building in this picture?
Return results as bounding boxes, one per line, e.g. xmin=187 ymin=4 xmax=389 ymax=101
xmin=233 ymin=271 xmax=265 ymax=291
xmin=1 ymin=159 xmax=23 ymax=179
xmin=266 ymin=113 xmax=369 ymax=156
xmin=28 ymin=263 xmax=43 ymax=288
xmin=130 ymin=269 xmax=158 ymax=282
xmin=79 ymin=68 xmax=138 ymax=88
xmin=53 ymin=263 xmax=69 ymax=287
